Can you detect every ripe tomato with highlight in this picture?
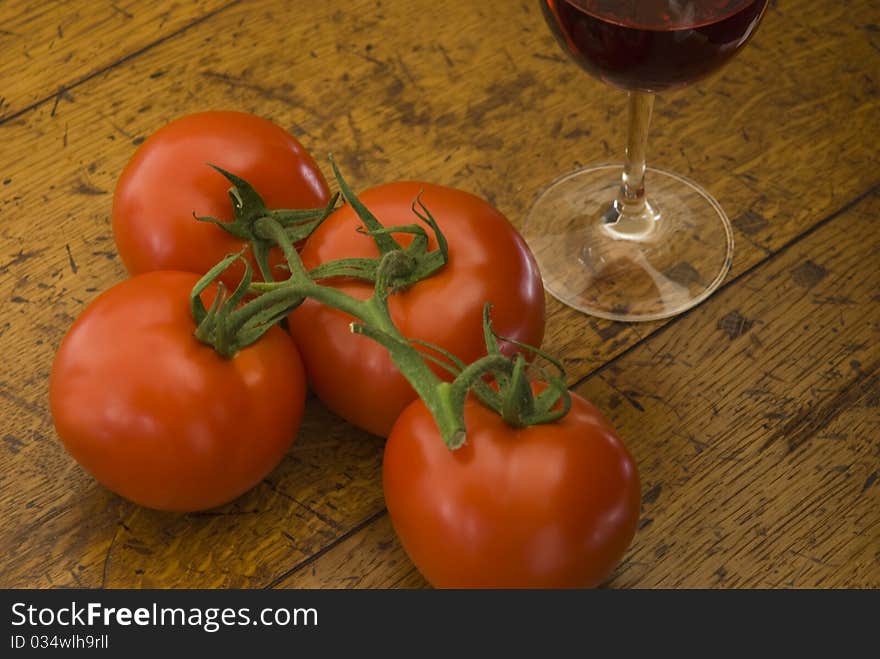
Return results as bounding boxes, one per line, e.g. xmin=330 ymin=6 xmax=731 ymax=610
xmin=112 ymin=111 xmax=330 ymax=289
xmin=49 ymin=271 xmax=306 ymax=512
xmin=288 ymin=181 xmax=546 ymax=437
xmin=383 ymin=391 xmax=641 ymax=588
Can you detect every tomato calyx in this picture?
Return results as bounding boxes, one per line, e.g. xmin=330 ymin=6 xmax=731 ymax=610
xmin=190 ymin=252 xmax=305 ymax=358
xmin=354 ymin=303 xmax=572 ymax=448
xmin=303 ymin=156 xmax=449 ymax=290
xmin=195 ymin=165 xmax=339 ymax=281
xmin=476 ymin=304 xmax=572 ymax=427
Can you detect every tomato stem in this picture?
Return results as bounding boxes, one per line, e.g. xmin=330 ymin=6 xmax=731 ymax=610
xmin=190 ymin=164 xmax=572 ymax=447
xmin=350 ymin=320 xmax=466 ymax=447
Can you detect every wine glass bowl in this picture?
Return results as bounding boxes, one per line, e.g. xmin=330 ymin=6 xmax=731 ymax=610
xmin=543 ymin=0 xmax=768 ymax=93
xmin=524 ymin=0 xmax=768 ymax=321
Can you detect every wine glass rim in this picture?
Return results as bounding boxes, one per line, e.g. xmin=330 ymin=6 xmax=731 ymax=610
xmin=557 ymin=0 xmax=768 ymax=32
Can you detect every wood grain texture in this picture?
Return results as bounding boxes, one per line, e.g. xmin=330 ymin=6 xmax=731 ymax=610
xmin=0 ymin=0 xmax=878 ymax=588
xmin=280 ymin=191 xmax=880 ymax=589
xmin=0 ymin=0 xmax=235 ymax=122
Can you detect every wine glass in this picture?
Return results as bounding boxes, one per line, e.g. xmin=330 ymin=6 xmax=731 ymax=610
xmin=524 ymin=0 xmax=768 ymax=321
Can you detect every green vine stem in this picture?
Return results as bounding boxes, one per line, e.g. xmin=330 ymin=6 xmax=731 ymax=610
xmin=190 ymin=163 xmax=570 ymax=449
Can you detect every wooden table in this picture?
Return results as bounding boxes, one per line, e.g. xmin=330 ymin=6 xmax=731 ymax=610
xmin=1 ymin=0 xmax=878 ymax=589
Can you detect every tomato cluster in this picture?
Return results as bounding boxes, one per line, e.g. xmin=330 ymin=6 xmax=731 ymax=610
xmin=49 ymin=111 xmax=640 ymax=588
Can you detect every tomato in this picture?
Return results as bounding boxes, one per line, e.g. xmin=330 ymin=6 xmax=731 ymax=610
xmin=383 ymin=391 xmax=641 ymax=588
xmin=112 ymin=111 xmax=330 ymax=289
xmin=49 ymin=271 xmax=306 ymax=512
xmin=288 ymin=181 xmax=545 ymax=437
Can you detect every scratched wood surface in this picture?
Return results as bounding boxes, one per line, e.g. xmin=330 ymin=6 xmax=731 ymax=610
xmin=0 ymin=0 xmax=232 ymax=122
xmin=0 ymin=0 xmax=877 ymax=588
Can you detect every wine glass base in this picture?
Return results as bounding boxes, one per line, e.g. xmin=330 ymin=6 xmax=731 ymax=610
xmin=523 ymin=165 xmax=734 ymax=322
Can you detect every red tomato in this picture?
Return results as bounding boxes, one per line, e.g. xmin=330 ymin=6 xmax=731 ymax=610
xmin=288 ymin=182 xmax=545 ymax=437
xmin=383 ymin=392 xmax=641 ymax=588
xmin=49 ymin=271 xmax=306 ymax=512
xmin=112 ymin=111 xmax=330 ymax=288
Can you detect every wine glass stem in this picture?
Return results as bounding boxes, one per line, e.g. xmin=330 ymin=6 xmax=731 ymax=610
xmin=621 ymin=91 xmax=654 ymax=210
xmin=605 ymin=92 xmax=657 ymax=238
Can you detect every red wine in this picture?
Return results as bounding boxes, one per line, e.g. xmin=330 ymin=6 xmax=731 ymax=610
xmin=542 ymin=0 xmax=767 ymax=92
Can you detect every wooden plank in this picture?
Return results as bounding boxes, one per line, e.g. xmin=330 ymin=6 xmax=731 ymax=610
xmin=0 ymin=0 xmax=235 ymax=122
xmin=0 ymin=392 xmax=390 ymax=587
xmin=287 ymin=514 xmax=428 ymax=590
xmin=0 ymin=0 xmax=877 ymax=587
xmin=276 ymin=190 xmax=880 ymax=588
